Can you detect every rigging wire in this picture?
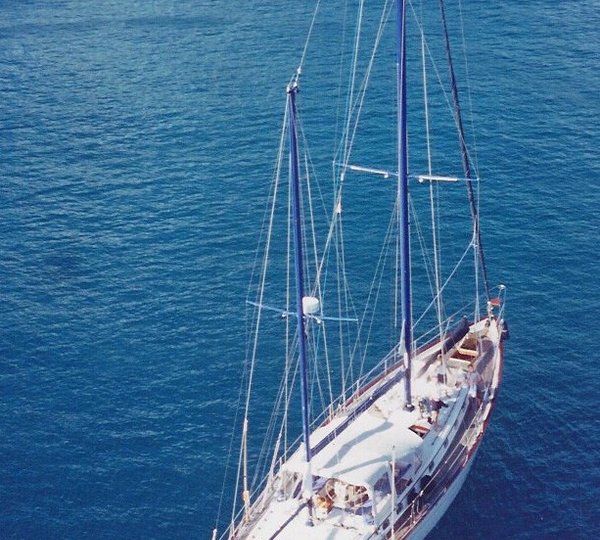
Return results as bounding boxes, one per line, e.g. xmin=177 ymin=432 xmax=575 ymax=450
xmin=420 ymin=6 xmax=447 ymax=353
xmin=413 ymin=237 xmax=474 ymax=329
xmin=304 ymin=160 xmax=332 ymax=411
xmin=458 ymin=0 xmax=480 ymax=177
xmin=338 ymin=0 xmax=364 ymax=172
xmin=334 ymin=0 xmax=394 ymax=180
xmin=296 ymin=0 xmax=322 ymax=80
xmin=331 ymin=0 xmax=394 ymax=388
xmin=456 ymin=0 xmax=485 ymax=318
xmin=408 ymin=1 xmax=479 ymax=177
xmin=333 ymin=0 xmax=351 ymax=173
xmin=438 ymin=0 xmax=490 ymax=300
xmin=233 ymin=99 xmax=290 ymax=525
xmin=215 ymin=99 xmax=290 ymax=532
xmin=353 ymin=198 xmax=397 ymax=382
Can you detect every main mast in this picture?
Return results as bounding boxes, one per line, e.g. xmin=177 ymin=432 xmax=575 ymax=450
xmin=396 ymin=0 xmax=413 ymax=409
xmin=286 ymin=78 xmax=313 ymax=511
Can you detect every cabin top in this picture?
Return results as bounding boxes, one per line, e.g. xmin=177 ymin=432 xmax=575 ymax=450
xmin=284 ymin=389 xmax=424 ymax=489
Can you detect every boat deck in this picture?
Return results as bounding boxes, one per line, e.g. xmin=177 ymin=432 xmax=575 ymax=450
xmin=238 ymin=319 xmax=503 ymax=540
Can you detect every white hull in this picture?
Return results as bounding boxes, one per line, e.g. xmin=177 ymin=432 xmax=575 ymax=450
xmin=395 ymin=446 xmax=479 ymax=540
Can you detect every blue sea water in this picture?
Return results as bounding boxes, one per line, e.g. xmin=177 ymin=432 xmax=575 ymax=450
xmin=1 ymin=1 xmax=598 ymax=539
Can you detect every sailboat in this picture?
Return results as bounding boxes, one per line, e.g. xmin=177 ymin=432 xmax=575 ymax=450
xmin=216 ymin=1 xmax=508 ymax=538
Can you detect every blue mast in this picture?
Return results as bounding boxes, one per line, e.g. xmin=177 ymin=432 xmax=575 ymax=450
xmin=396 ymin=0 xmax=413 ymax=409
xmin=286 ymin=79 xmax=312 ymax=469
